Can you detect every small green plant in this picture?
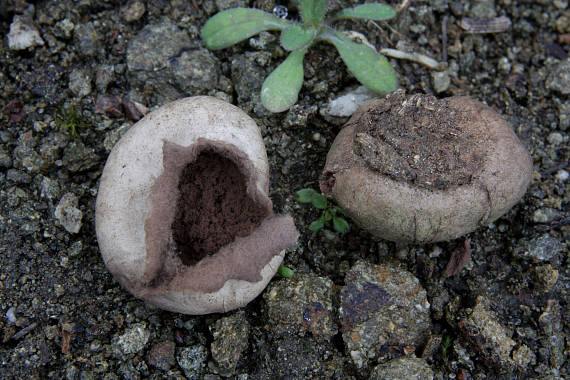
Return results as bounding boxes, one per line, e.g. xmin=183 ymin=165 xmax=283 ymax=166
xmin=277 ymin=264 xmax=294 ymax=278
xmin=296 ymin=188 xmax=349 ymax=233
xmin=202 ymin=1 xmax=398 ymax=112
xmin=441 ymin=335 xmax=453 ymax=362
xmin=55 ymin=103 xmax=88 ymax=138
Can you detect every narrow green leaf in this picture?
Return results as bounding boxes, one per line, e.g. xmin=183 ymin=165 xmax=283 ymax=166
xmin=324 ymin=209 xmax=332 ymax=221
xmin=309 ymin=218 xmax=325 ymax=232
xmin=296 ymin=188 xmax=319 ymax=203
xmin=278 ymin=264 xmax=294 ymax=278
xmin=281 ymin=24 xmax=316 ymax=51
xmin=299 ymin=0 xmax=327 ymax=26
xmin=261 ymin=48 xmax=306 ymax=112
xmin=320 ymin=30 xmax=398 ymax=94
xmin=334 ymin=3 xmax=396 ymax=21
xmin=311 ymin=193 xmax=328 ymax=209
xmin=333 ymin=216 xmax=349 ymax=233
xmin=202 ymin=8 xmax=291 ymax=50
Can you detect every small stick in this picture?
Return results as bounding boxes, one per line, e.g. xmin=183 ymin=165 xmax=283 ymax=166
xmin=380 ymin=48 xmax=443 ymax=70
xmin=11 ymin=322 xmax=38 ymax=340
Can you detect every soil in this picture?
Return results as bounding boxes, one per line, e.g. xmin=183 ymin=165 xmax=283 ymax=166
xmin=0 ymin=0 xmax=568 ymax=379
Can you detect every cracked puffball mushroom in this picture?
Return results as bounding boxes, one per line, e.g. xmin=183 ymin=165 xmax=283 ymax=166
xmin=95 ymin=96 xmax=299 ymax=314
xmin=321 ymin=90 xmax=532 ymax=243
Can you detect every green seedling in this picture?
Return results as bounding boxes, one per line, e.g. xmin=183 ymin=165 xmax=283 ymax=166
xmin=55 ymin=103 xmax=88 ymax=138
xmin=202 ymin=1 xmax=398 ymax=112
xmin=277 ymin=264 xmax=294 ymax=278
xmin=441 ymin=335 xmax=453 ymax=362
xmin=296 ymin=188 xmax=349 ymax=233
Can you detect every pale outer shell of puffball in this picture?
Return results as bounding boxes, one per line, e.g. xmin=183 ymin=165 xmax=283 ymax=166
xmin=96 ymin=96 xmax=279 ymax=314
xmin=323 ymin=96 xmax=533 ymax=243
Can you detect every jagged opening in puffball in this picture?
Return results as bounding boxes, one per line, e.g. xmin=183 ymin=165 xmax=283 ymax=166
xmin=171 ymin=150 xmax=269 ymax=266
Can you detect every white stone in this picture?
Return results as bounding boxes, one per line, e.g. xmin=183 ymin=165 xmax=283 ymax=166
xmin=326 ymin=86 xmax=375 ymax=117
xmin=7 ymin=15 xmax=44 ymax=51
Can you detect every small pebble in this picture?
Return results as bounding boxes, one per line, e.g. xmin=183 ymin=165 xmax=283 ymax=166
xmin=555 ymin=170 xmax=568 ymax=182
xmin=6 ymin=307 xmax=17 ymax=323
xmin=7 ymin=15 xmax=44 ymax=50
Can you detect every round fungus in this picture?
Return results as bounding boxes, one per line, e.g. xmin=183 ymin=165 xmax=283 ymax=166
xmin=96 ymin=96 xmax=299 ymax=314
xmin=321 ymin=90 xmax=532 ymax=243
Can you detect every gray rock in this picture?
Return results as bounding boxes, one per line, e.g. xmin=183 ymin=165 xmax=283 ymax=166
xmin=370 ymin=357 xmax=434 ymax=380
xmin=210 ymin=311 xmax=250 ymax=376
xmin=12 ymin=144 xmax=43 ymax=173
xmin=171 ymin=49 xmax=221 ymax=94
xmin=512 ymin=234 xmax=565 ymax=262
xmin=324 ymin=86 xmax=375 ymax=117
xmin=112 ymin=323 xmax=150 ymax=356
xmin=7 ymin=14 xmax=44 ymax=50
xmin=6 ymin=169 xmax=31 ymax=184
xmin=69 ymin=69 xmax=92 ymax=98
xmin=121 ymin=0 xmax=146 ymax=22
xmin=61 ymin=141 xmax=99 ymax=172
xmin=532 ymin=208 xmax=563 ymax=223
xmin=74 ymin=22 xmax=102 ymax=58
xmin=432 ymin=70 xmax=450 ymax=93
xmin=0 ymin=147 xmax=12 ymax=168
xmin=546 ymin=58 xmax=570 ymax=95
xmin=54 ymin=193 xmax=83 ymax=234
xmin=231 ymin=52 xmax=269 ymax=113
xmin=469 ymin=0 xmax=497 ymax=18
xmin=458 ymin=296 xmax=520 ymax=371
xmin=264 ymin=272 xmax=337 ymax=340
xmin=95 ymin=64 xmax=114 ymax=92
xmin=40 ymin=176 xmax=61 ymax=201
xmin=54 ymin=19 xmax=74 ymax=39
xmin=177 ymin=345 xmax=208 ymax=375
xmin=340 ymin=260 xmax=431 ymax=368
xmin=127 ymin=18 xmax=203 ymax=104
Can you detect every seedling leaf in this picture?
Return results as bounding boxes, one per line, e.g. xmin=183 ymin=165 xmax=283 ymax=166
xmin=278 ymin=264 xmax=294 ymax=278
xmin=309 ymin=218 xmax=325 ymax=232
xmin=333 ymin=216 xmax=349 ymax=233
xmin=334 ymin=3 xmax=396 ymax=21
xmin=320 ymin=30 xmax=398 ymax=94
xmin=324 ymin=209 xmax=332 ymax=221
xmin=296 ymin=188 xmax=319 ymax=203
xmin=202 ymin=8 xmax=291 ymax=50
xmin=311 ymin=193 xmax=328 ymax=209
xmin=261 ymin=48 xmax=306 ymax=112
xmin=281 ymin=24 xmax=316 ymax=51
xmin=300 ymin=0 xmax=327 ymax=25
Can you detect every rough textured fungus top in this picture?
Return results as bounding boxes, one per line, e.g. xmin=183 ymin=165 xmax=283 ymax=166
xmin=352 ymin=90 xmax=490 ymax=190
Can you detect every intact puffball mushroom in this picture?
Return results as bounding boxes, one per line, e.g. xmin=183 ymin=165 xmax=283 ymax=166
xmin=95 ymin=96 xmax=299 ymax=314
xmin=321 ymin=90 xmax=532 ymax=243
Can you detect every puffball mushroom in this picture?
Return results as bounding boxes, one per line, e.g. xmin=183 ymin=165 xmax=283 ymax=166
xmin=321 ymin=90 xmax=532 ymax=243
xmin=95 ymin=96 xmax=299 ymax=315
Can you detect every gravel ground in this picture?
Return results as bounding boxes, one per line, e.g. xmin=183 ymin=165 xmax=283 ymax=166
xmin=0 ymin=0 xmax=568 ymax=379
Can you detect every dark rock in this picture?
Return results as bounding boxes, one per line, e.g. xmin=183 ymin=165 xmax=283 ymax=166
xmin=340 ymin=260 xmax=431 ymax=368
xmin=210 ymin=312 xmax=249 ymax=376
xmin=147 ymin=340 xmax=175 ymax=371
xmin=264 ymin=272 xmax=337 ymax=340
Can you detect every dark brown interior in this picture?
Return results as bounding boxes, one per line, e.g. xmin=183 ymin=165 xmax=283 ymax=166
xmin=171 ymin=150 xmax=268 ymax=266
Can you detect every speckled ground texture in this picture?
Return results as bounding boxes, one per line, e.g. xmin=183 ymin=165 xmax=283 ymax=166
xmin=0 ymin=0 xmax=568 ymax=379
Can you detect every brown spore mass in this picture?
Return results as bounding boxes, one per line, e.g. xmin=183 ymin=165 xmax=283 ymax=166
xmin=352 ymin=91 xmax=489 ymax=189
xmin=171 ymin=151 xmax=267 ymax=265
